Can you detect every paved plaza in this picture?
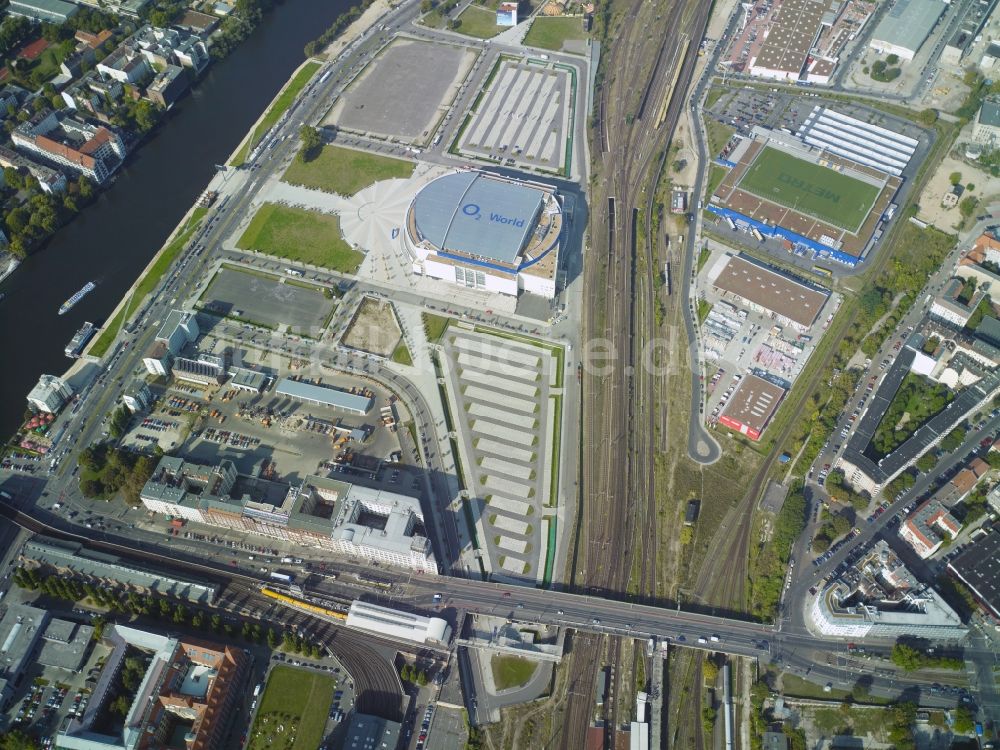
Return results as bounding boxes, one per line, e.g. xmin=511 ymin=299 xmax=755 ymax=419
xmin=456 ymin=59 xmax=572 ymax=173
xmin=327 ymin=38 xmax=477 ymax=144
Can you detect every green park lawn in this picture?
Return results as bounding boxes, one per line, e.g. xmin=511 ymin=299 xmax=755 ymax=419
xmin=523 ymin=17 xmax=588 ymax=51
xmin=231 ymin=60 xmax=322 ymax=166
xmin=247 ymin=666 xmax=335 ymax=750
xmin=455 ymin=6 xmax=502 ymax=39
xmin=282 ymin=145 xmax=414 ymax=196
xmin=237 ymin=203 xmax=363 ymax=272
xmin=491 ymin=655 xmax=537 ymax=690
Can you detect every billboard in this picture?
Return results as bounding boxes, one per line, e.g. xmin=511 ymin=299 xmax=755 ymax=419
xmin=496 ymin=1 xmax=518 ymax=26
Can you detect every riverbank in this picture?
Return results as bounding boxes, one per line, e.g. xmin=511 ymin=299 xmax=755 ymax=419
xmin=322 ymin=0 xmax=392 ymax=57
xmin=228 ymin=57 xmax=323 ymax=167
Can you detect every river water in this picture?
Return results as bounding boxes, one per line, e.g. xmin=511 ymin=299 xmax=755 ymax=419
xmin=0 ymin=0 xmax=353 ymax=434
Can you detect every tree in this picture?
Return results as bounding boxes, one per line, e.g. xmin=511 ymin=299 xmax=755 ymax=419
xmin=702 ymin=658 xmax=719 ymax=684
xmin=0 ymin=729 xmax=41 ymax=749
xmin=959 ymin=195 xmax=979 ymax=219
xmin=886 ymin=53 xmax=899 ymax=65
xmin=298 ymin=125 xmax=322 ymax=162
xmin=916 ymin=453 xmax=937 ymax=472
xmin=267 ymin=628 xmax=279 ymax=648
xmin=890 ymin=643 xmax=923 ymax=671
xmin=917 ymin=108 xmax=938 ymax=126
xmin=949 ymin=171 xmax=963 ymax=185
xmin=953 ymin=705 xmax=976 ymax=733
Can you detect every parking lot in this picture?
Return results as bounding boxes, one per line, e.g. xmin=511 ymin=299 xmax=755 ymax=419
xmin=456 ymin=59 xmax=572 ymax=173
xmin=200 ymin=264 xmax=337 ymax=333
xmin=326 ymin=38 xmax=477 ymax=144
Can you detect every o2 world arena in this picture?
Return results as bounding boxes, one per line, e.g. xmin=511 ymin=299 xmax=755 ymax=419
xmin=404 ymin=170 xmax=562 ymax=298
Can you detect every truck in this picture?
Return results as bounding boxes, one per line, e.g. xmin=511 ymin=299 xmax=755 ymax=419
xmin=725 ymin=216 xmax=737 ymax=231
xmin=751 ymin=227 xmax=764 ymax=242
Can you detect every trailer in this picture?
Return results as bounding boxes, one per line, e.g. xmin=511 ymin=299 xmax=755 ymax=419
xmin=751 ymin=227 xmax=764 ymax=242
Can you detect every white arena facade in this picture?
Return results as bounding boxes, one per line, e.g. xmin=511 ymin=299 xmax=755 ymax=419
xmin=404 ymin=170 xmax=562 ymax=298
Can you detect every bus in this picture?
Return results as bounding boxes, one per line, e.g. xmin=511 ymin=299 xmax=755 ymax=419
xmin=270 ymin=571 xmax=294 ymax=584
xmin=813 ymin=266 xmax=833 ymax=279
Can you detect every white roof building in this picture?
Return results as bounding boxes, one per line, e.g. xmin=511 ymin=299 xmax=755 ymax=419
xmin=346 ymin=601 xmax=451 ymax=645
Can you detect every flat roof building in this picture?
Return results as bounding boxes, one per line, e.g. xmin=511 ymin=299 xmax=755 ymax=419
xmin=156 ymin=308 xmax=199 ymax=355
xmin=346 ymin=601 xmax=451 ymax=644
xmin=710 ymin=254 xmax=830 ymax=330
xmin=0 ymin=604 xmax=49 ymax=709
xmin=749 ymin=0 xmax=830 ymax=81
xmin=38 ymin=618 xmax=93 ymax=672
xmin=717 ymin=372 xmax=787 ymax=441
xmin=342 ymin=712 xmax=403 ymax=750
xmin=275 ymin=378 xmax=373 ymax=415
xmin=948 ymin=525 xmax=1000 ymax=623
xmin=868 ymin=0 xmax=946 ymax=61
xmin=8 ymin=0 xmax=78 ymax=22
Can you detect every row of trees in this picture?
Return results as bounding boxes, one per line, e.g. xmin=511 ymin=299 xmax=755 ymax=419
xmin=211 ymin=0 xmax=275 ymax=60
xmin=890 ymin=642 xmax=964 ymax=672
xmin=14 ymin=566 xmax=327 ymax=657
xmin=750 ymin=482 xmax=807 ymax=619
xmin=303 ymin=0 xmax=377 ymax=58
xmin=399 ymin=663 xmax=430 ymax=686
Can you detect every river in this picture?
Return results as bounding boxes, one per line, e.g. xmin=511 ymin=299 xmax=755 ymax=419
xmin=0 ymin=0 xmax=353 ymax=435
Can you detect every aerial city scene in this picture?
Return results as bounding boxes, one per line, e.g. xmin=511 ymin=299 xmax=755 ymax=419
xmin=2 ymin=0 xmax=1000 ymax=746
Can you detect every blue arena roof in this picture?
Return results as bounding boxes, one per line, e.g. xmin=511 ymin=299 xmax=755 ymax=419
xmin=412 ymin=172 xmax=545 ymax=265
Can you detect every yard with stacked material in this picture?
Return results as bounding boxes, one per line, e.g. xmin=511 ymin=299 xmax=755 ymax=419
xmin=237 ymin=203 xmax=363 ymax=272
xmin=737 ymin=146 xmax=881 ymax=232
xmin=247 ymin=666 xmax=335 ymax=750
xmin=282 ymin=145 xmax=414 ymax=196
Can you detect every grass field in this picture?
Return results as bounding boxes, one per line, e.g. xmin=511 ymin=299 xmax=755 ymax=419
xmin=282 ymin=145 xmax=414 ymax=196
xmin=391 ymin=341 xmax=413 ymax=365
xmin=455 ymin=6 xmax=501 ymax=38
xmin=89 ymin=207 xmax=208 ymax=358
xmin=491 ymin=655 xmax=537 ymax=690
xmin=237 ymin=204 xmax=363 ymax=272
xmin=247 ymin=666 xmax=335 ymax=750
xmin=231 ymin=60 xmax=321 ymax=167
xmin=522 ymin=17 xmax=588 ymax=51
xmin=738 ymin=147 xmax=880 ymax=232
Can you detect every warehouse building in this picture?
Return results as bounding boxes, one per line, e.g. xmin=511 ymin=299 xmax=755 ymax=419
xmin=747 ymin=0 xmax=831 ymax=81
xmin=868 ymin=0 xmax=947 ymax=61
xmin=717 ymin=372 xmax=787 ymax=441
xmin=404 ymin=170 xmax=562 ymax=299
xmin=709 ymin=254 xmax=830 ymax=331
xmin=274 ymin=378 xmax=373 ymax=415
xmin=346 ymin=601 xmax=452 ymax=645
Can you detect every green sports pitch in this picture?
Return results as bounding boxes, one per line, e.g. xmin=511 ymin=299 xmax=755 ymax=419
xmin=737 ymin=146 xmax=881 ymax=232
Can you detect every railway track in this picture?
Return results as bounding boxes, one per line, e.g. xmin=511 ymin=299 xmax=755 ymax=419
xmin=564 ymin=0 xmax=712 ymax=745
xmin=1 ymin=504 xmax=406 ymax=720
